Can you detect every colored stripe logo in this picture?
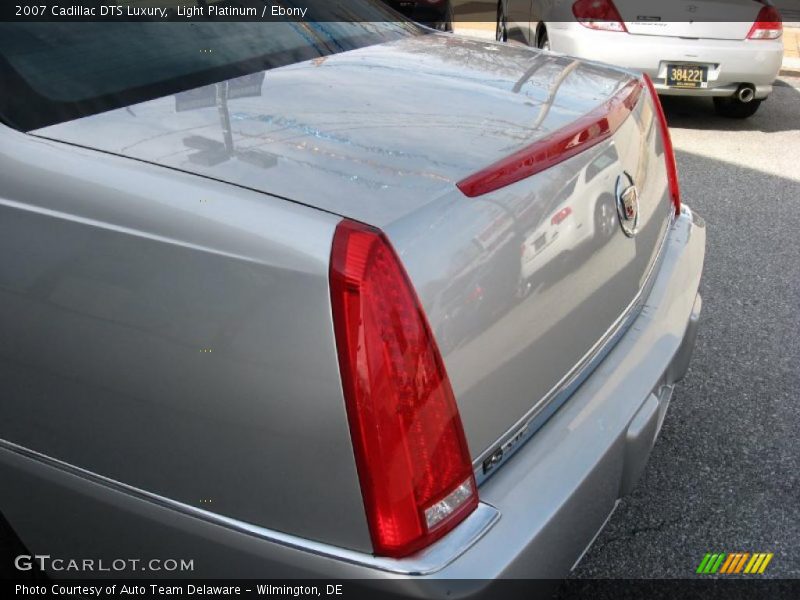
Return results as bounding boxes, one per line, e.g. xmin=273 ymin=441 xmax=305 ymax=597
xmin=696 ymin=552 xmax=773 ymax=574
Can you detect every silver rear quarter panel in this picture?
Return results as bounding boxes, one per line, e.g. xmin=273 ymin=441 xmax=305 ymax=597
xmin=0 ymin=126 xmax=373 ymax=552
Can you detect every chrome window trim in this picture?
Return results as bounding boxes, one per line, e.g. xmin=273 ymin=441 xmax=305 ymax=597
xmin=0 ymin=437 xmax=499 ymax=576
xmin=474 ymin=205 xmax=676 ymax=485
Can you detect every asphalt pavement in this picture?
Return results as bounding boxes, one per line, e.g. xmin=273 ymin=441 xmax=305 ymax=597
xmin=567 ymin=77 xmax=800 ymax=580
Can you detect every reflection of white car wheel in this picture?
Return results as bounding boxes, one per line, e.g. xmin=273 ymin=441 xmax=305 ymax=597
xmin=516 ymin=278 xmax=532 ymax=300
xmin=594 ymin=194 xmax=616 ymax=240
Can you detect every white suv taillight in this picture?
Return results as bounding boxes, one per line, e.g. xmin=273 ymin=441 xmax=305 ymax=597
xmin=643 ymin=74 xmax=681 ymax=216
xmin=572 ymin=0 xmax=628 ymax=32
xmin=747 ymin=5 xmax=782 ymax=40
xmin=330 ymin=220 xmax=478 ymax=558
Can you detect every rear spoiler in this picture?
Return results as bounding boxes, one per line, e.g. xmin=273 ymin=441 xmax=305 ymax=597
xmin=457 ymin=78 xmax=643 ymax=198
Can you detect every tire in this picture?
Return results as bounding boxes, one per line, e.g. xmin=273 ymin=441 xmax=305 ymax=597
xmin=434 ymin=1 xmax=454 ymax=32
xmin=1 ymin=510 xmax=44 ymax=580
xmin=594 ymin=194 xmax=616 ymax=242
xmin=537 ymin=27 xmax=550 ymax=51
xmin=516 ymin=278 xmax=532 ymax=301
xmin=713 ymin=96 xmax=762 ymax=119
xmin=496 ymin=1 xmax=507 ymax=42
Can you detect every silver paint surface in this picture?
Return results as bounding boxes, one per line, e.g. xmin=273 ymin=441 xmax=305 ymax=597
xmin=33 ymin=32 xmax=669 ymax=464
xmin=34 ymin=34 xmax=632 ymax=228
xmin=0 ymin=126 xmax=372 ymax=551
xmin=3 ymin=31 xmax=684 ymax=558
xmin=0 ymin=207 xmax=705 ymax=582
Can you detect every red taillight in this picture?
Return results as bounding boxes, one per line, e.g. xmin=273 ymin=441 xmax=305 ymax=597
xmin=551 ymin=206 xmax=573 ymax=226
xmin=572 ymin=0 xmax=628 ymax=32
xmin=643 ymin=74 xmax=681 ymax=216
xmin=330 ymin=220 xmax=478 ymax=558
xmin=747 ymin=5 xmax=782 ymax=40
xmin=457 ymin=78 xmax=642 ymax=197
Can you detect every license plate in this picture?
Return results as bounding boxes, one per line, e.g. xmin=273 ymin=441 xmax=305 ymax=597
xmin=666 ymin=65 xmax=708 ymax=89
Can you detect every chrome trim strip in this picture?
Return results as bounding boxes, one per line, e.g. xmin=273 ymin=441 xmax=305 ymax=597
xmin=0 ymin=438 xmax=500 ymax=576
xmin=474 ymin=206 xmax=676 ymax=485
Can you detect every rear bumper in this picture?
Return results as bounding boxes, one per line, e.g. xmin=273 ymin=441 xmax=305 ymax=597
xmin=547 ymin=26 xmax=783 ymax=99
xmin=435 ymin=205 xmax=706 ymax=580
xmin=0 ymin=208 xmax=705 ymax=588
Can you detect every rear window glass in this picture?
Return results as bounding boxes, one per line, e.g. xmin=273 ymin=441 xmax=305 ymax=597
xmin=0 ymin=2 xmax=422 ymax=131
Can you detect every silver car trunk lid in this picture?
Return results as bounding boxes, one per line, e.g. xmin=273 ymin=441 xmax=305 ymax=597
xmin=33 ymin=34 xmax=634 ymax=228
xmin=388 ymin=84 xmax=674 ymax=477
xmin=616 ymin=0 xmax=762 ymax=40
xmin=33 ymin=33 xmax=673 ymax=470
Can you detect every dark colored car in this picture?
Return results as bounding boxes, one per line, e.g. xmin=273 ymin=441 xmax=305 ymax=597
xmin=382 ymin=0 xmax=454 ymax=30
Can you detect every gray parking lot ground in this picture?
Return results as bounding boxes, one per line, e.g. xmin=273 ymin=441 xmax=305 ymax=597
xmin=568 ymin=76 xmax=800 ymax=580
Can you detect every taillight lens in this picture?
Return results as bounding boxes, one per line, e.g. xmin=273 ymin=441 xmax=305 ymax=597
xmin=643 ymin=74 xmax=681 ymax=216
xmin=572 ymin=0 xmax=628 ymax=32
xmin=747 ymin=5 xmax=782 ymax=40
xmin=330 ymin=220 xmax=478 ymax=558
xmin=551 ymin=207 xmax=573 ymax=226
